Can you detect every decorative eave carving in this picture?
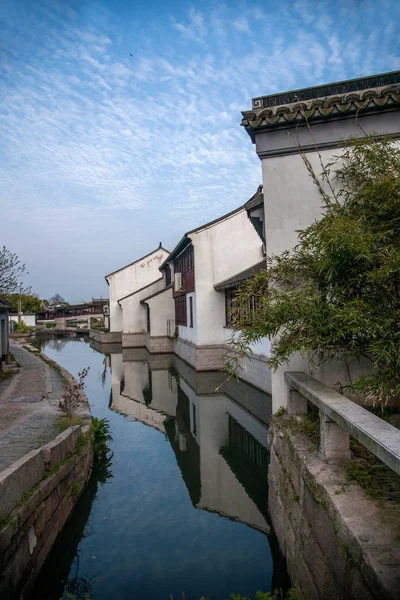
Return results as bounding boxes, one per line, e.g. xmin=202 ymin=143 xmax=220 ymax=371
xmin=242 ymin=84 xmax=400 ymax=133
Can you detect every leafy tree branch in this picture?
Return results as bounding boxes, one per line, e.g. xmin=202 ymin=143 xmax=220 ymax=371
xmin=0 ymin=246 xmax=31 ymax=295
xmin=226 ymin=136 xmax=400 ymax=406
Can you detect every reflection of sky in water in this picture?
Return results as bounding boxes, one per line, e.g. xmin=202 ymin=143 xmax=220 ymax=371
xmin=32 ymin=338 xmax=282 ymax=600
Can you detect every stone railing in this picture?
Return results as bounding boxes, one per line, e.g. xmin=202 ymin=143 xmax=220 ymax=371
xmin=285 ymin=371 xmax=400 ymax=475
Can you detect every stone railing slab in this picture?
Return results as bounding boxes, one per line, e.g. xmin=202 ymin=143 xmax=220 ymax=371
xmin=42 ymin=426 xmax=82 ymax=470
xmin=285 ymin=371 xmax=400 ymax=475
xmin=0 ymin=448 xmax=45 ymax=520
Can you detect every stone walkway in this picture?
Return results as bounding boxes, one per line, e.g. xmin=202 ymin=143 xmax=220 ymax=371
xmin=0 ymin=344 xmax=65 ymax=472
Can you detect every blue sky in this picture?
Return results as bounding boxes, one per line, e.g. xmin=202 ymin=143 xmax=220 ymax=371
xmin=1 ymin=0 xmax=399 ymax=302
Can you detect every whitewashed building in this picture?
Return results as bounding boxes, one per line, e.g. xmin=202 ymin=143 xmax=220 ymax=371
xmin=113 ymin=189 xmax=271 ymax=391
xmin=105 ymin=244 xmax=169 ymax=345
xmin=156 ymin=188 xmax=271 ymax=391
xmin=241 ymin=71 xmax=400 ymax=409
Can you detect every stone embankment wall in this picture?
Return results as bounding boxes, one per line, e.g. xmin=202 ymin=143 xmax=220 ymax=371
xmin=268 ymin=418 xmax=400 ymax=600
xmin=0 ymin=424 xmax=93 ymax=600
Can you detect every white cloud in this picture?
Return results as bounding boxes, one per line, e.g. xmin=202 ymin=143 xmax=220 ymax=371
xmin=233 ymin=18 xmax=250 ymax=33
xmin=0 ymin=0 xmax=398 ymax=300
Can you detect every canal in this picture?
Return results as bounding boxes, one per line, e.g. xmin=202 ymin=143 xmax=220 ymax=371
xmin=30 ymin=336 xmax=288 ymax=600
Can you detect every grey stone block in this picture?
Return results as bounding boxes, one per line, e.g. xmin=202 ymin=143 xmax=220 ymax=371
xmin=42 ymin=426 xmax=82 ymax=471
xmin=122 ymin=332 xmax=145 ymax=348
xmin=0 ymin=448 xmax=45 ymax=520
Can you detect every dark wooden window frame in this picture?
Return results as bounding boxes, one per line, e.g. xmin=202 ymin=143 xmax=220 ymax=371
xmin=165 ymin=264 xmax=171 ymax=286
xmin=175 ymin=295 xmax=187 ymax=326
xmin=189 ymin=296 xmax=193 ymax=328
xmin=225 ymin=288 xmax=259 ymax=327
xmin=192 ymin=402 xmax=197 ymax=436
xmin=174 ymin=244 xmax=194 ymax=276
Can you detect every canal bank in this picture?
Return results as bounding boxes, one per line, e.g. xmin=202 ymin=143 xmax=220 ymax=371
xmin=0 ymin=343 xmax=93 ymax=600
xmin=29 ymin=336 xmax=290 ymax=600
xmin=269 ymin=416 xmax=400 ymax=600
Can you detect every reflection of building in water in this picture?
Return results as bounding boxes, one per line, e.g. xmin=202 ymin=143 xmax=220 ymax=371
xmin=109 ymin=350 xmax=288 ymax=589
xmin=107 ymin=349 xmax=289 ymax=592
xmin=168 ymin=358 xmax=270 ymax=533
xmin=110 ymin=350 xmax=272 ymax=533
xmin=110 ymin=351 xmax=177 ymax=433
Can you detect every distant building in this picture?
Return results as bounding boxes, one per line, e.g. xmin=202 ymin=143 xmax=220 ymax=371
xmin=241 ymin=70 xmax=400 ymax=408
xmin=37 ymin=299 xmax=109 ymax=330
xmin=0 ymin=298 xmax=12 ymax=368
xmin=107 ymin=188 xmax=270 ymax=391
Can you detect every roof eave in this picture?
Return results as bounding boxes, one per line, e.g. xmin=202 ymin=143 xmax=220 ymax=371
xmin=140 ymin=284 xmax=173 ymax=304
xmin=214 ymin=260 xmax=267 ymax=291
xmin=117 ymin=277 xmax=164 ymax=305
xmin=105 ymin=244 xmax=169 ymax=280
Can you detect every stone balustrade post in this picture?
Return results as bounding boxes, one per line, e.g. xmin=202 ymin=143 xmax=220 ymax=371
xmin=320 ymin=411 xmax=351 ymax=460
xmin=287 ymin=388 xmax=308 ymax=416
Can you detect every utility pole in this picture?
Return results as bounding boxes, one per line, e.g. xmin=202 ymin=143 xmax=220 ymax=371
xmin=18 ymin=283 xmax=22 ymax=325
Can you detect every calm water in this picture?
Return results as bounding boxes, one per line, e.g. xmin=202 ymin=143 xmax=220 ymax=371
xmin=31 ymin=336 xmax=288 ymax=600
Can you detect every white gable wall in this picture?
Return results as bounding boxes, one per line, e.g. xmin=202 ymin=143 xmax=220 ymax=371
xmin=193 ymin=209 xmax=264 ymax=346
xmin=107 ymin=248 xmax=169 ymax=332
xmin=145 ymin=288 xmax=175 ymax=337
xmin=119 ymin=277 xmax=165 ymax=333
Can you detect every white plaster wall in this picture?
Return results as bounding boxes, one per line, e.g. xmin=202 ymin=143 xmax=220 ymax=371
xmin=262 ymin=149 xmax=341 ymax=258
xmin=119 ymin=277 xmax=165 ymax=333
xmin=193 ymin=209 xmax=264 ymax=346
xmin=10 ymin=314 xmax=36 ymax=328
xmin=145 ymin=288 xmax=175 ymax=337
xmin=261 ymin=150 xmax=336 ymax=409
xmin=177 ymin=292 xmax=197 ymax=343
xmin=107 ymin=248 xmax=169 ymax=332
xmin=227 ymin=328 xmax=271 ymax=358
xmin=260 ymin=142 xmax=400 ymax=409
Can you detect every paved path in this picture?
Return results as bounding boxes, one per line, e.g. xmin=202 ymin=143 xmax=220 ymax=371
xmin=0 ymin=344 xmax=65 ymax=472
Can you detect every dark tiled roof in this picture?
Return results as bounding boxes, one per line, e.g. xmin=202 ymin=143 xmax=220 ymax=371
xmin=214 ymin=260 xmax=266 ymax=291
xmin=242 ymin=71 xmax=400 ymax=135
xmin=117 ymin=277 xmax=164 ymax=304
xmin=159 ymin=186 xmax=263 ymax=269
xmin=244 ymin=185 xmax=263 ymax=211
xmin=0 ymin=298 xmax=12 ymax=311
xmin=140 ymin=284 xmax=173 ymax=304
